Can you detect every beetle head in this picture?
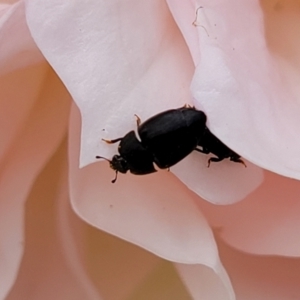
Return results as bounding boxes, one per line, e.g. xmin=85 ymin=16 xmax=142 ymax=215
xmin=110 ymin=155 xmax=129 ymax=174
xmin=96 ymin=155 xmax=129 ymax=183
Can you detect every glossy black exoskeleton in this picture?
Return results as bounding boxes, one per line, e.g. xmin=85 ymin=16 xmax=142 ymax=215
xmin=96 ymin=106 xmax=245 ymax=182
xmin=196 ymin=126 xmax=246 ymax=167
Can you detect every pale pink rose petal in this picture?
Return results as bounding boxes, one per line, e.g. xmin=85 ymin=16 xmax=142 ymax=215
xmin=262 ymin=0 xmax=300 ymax=70
xmin=7 ymin=143 xmax=101 ymax=300
xmin=66 ymin=170 xmax=234 ymax=300
xmin=0 ymin=66 xmax=70 ymax=299
xmin=0 ymin=2 xmax=44 ymax=160
xmin=25 ymin=0 xmax=262 ymax=204
xmin=80 ymin=223 xmax=232 ymax=299
xmin=0 ymin=1 xmax=18 ymax=5
xmin=218 ymin=236 xmax=300 ymax=300
xmin=0 ymin=65 xmax=45 ymax=161
xmin=61 ymin=168 xmax=187 ymax=300
xmin=167 ymin=0 xmax=236 ymax=68
xmin=37 ymin=144 xmax=163 ymax=300
xmin=75 ymin=221 xmax=190 ymax=299
xmin=168 ymin=0 xmax=300 ymax=179
xmin=80 ymin=226 xmax=160 ymax=299
xmin=166 ymin=0 xmax=200 ymax=65
xmin=56 ymin=161 xmax=102 ymax=300
xmin=198 ymin=170 xmax=300 ymax=257
xmin=0 ymin=4 xmax=9 ymax=10
xmin=176 ymin=262 xmax=235 ymax=300
xmin=80 ymin=219 xmax=201 ymax=299
xmin=0 ymin=1 xmax=43 ymax=75
xmin=171 ymin=155 xmax=262 ymax=204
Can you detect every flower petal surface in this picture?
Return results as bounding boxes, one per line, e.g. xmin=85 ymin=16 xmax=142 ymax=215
xmin=0 ymin=2 xmax=44 ymax=160
xmin=0 ymin=4 xmax=70 ymax=297
xmin=0 ymin=64 xmax=70 ymax=299
xmin=168 ymin=0 xmax=300 ymax=179
xmin=199 ymin=170 xmax=300 ymax=256
xmin=0 ymin=1 xmax=43 ymax=75
xmin=6 ymin=141 xmax=100 ymax=300
xmin=218 ymin=236 xmax=300 ymax=300
xmin=176 ymin=262 xmax=235 ymax=300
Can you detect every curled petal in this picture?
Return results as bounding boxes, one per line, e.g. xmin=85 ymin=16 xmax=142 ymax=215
xmin=199 ymin=170 xmax=300 ymax=257
xmin=0 ymin=2 xmax=44 ymax=160
xmin=69 ymin=103 xmax=221 ymax=267
xmin=176 ymin=262 xmax=235 ymax=300
xmin=0 ymin=2 xmax=43 ymax=75
xmin=171 ymin=154 xmax=263 ymax=204
xmin=168 ymin=0 xmax=300 ymax=179
xmin=0 ymin=8 xmax=69 ymax=295
xmin=7 ymin=142 xmax=100 ymax=300
xmin=0 ymin=65 xmax=70 ymax=299
xmin=218 ymin=236 xmax=300 ymax=299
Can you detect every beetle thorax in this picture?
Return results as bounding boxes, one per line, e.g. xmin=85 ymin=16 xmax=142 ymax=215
xmin=110 ymin=155 xmax=129 ymax=173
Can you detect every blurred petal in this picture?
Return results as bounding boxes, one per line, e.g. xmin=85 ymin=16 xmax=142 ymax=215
xmin=169 ymin=0 xmax=300 ymax=179
xmin=262 ymin=0 xmax=300 ymax=68
xmin=81 ymin=223 xmax=192 ymax=300
xmin=176 ymin=262 xmax=235 ymax=300
xmin=199 ymin=170 xmax=300 ymax=256
xmin=0 ymin=1 xmax=46 ymax=160
xmin=7 ymin=141 xmax=100 ymax=300
xmin=0 ymin=64 xmax=46 ymax=160
xmin=0 ymin=3 xmax=10 ymax=10
xmin=83 ymin=227 xmax=160 ymax=300
xmin=127 ymin=261 xmax=191 ymax=300
xmin=0 ymin=65 xmax=70 ymax=299
xmin=0 ymin=1 xmax=43 ymax=75
xmin=218 ymin=236 xmax=300 ymax=300
xmin=48 ymin=213 xmax=243 ymax=300
xmin=0 ymin=1 xmax=18 ymax=5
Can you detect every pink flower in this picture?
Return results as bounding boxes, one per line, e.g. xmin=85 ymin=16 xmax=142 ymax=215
xmin=1 ymin=0 xmax=300 ymax=299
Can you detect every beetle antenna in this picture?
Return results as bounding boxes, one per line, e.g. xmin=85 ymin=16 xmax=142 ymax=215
xmin=95 ymin=155 xmax=111 ymax=162
xmin=96 ymin=156 xmax=118 ymax=183
xmin=111 ymin=171 xmax=118 ymax=183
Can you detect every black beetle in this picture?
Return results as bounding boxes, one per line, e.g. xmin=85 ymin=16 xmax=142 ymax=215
xmin=96 ymin=106 xmax=245 ymax=182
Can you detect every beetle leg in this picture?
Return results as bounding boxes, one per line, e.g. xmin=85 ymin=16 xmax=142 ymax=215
xmin=102 ymin=137 xmax=122 ymax=144
xmin=230 ymin=157 xmax=247 ymax=167
xmin=111 ymin=171 xmax=118 ymax=183
xmin=207 ymin=156 xmax=224 ymax=167
xmin=134 ymin=114 xmax=141 ymax=127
